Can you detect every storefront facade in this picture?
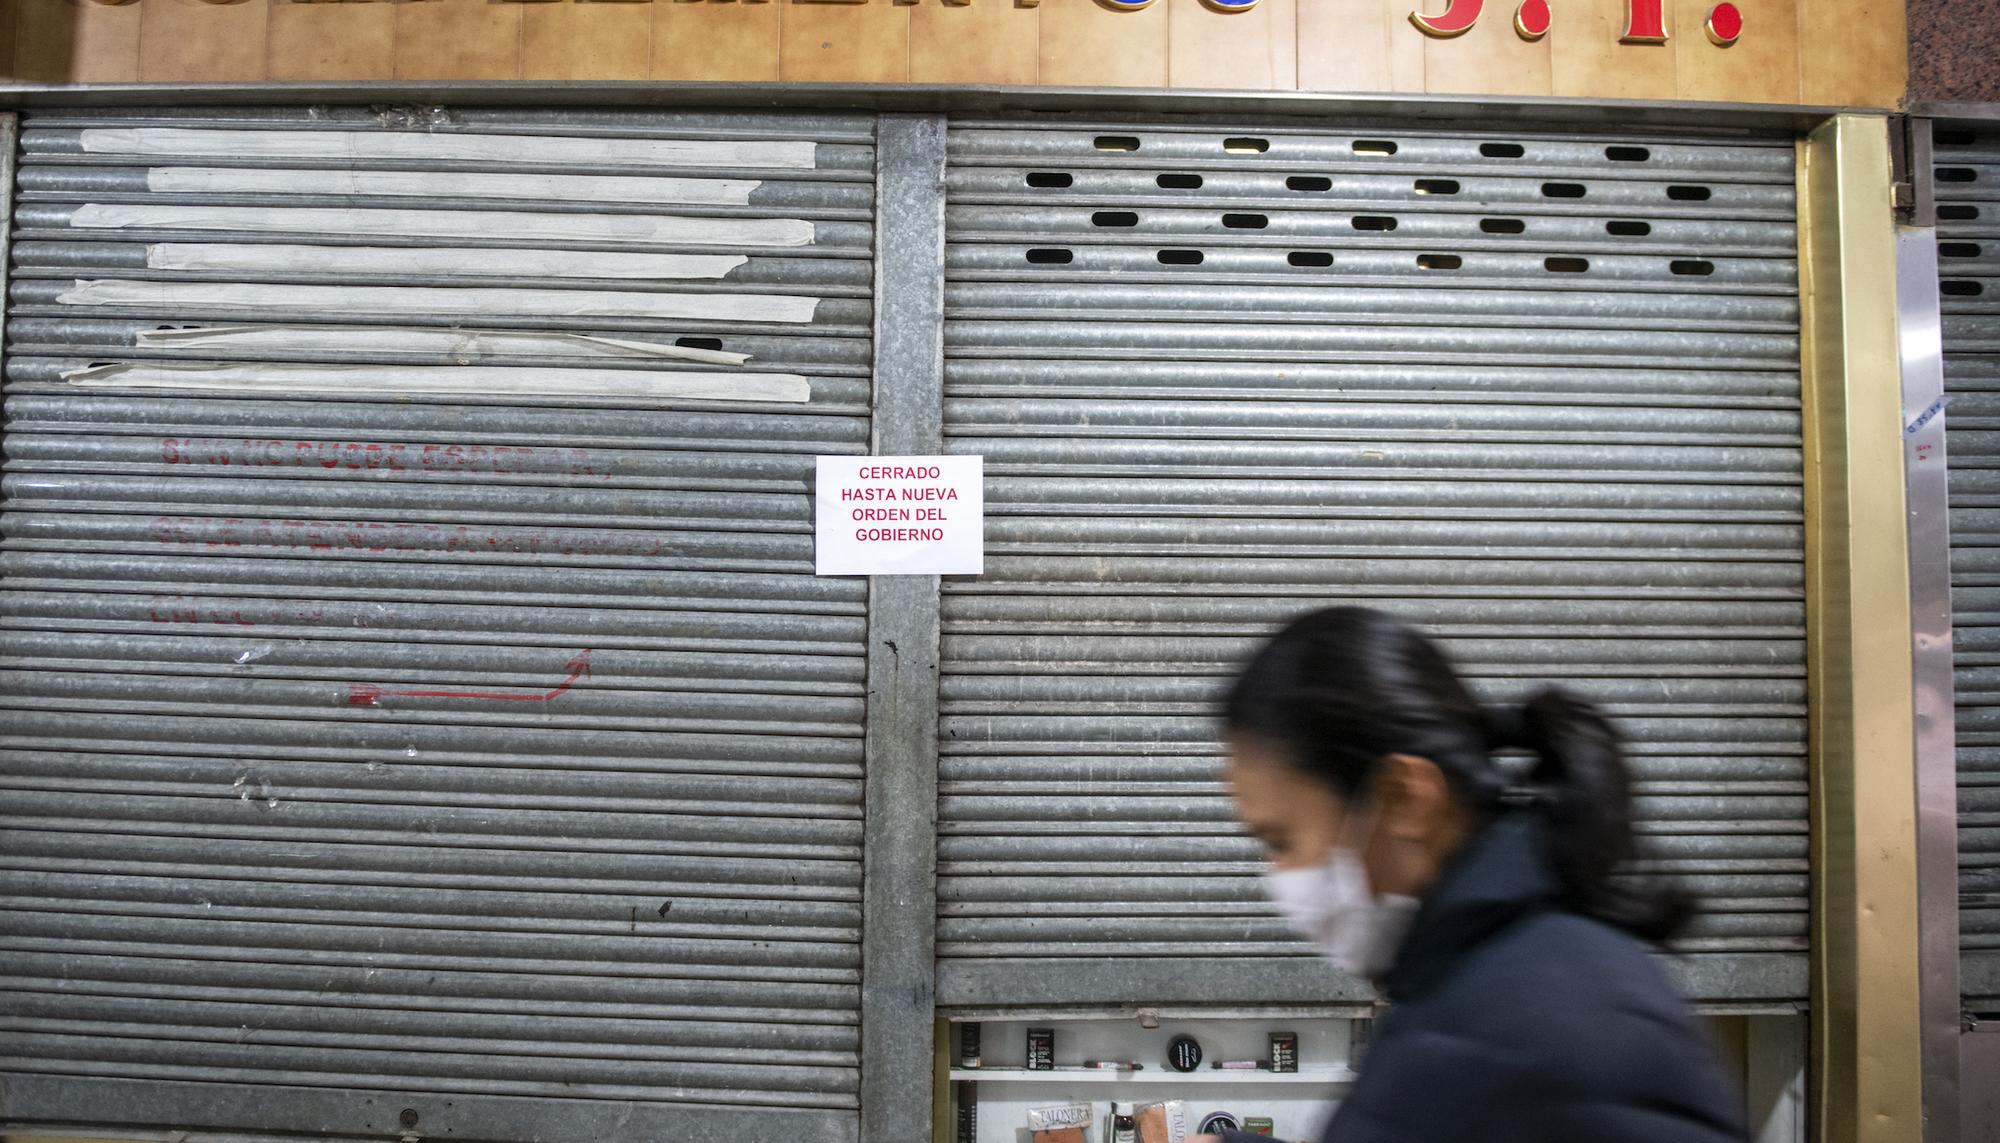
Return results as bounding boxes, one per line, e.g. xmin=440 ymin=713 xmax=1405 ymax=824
xmin=0 ymin=2 xmax=1980 ymax=1141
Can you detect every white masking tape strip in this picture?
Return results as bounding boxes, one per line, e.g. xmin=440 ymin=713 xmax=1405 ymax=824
xmin=71 ymin=203 xmax=815 ymax=248
xmin=62 ymin=361 xmax=810 ymax=404
xmin=81 ymin=128 xmax=817 ymax=170
xmin=146 ymin=166 xmax=762 ymax=206
xmin=59 ymin=279 xmax=821 ymax=324
xmin=133 ymin=324 xmax=752 ymax=366
xmin=144 ymin=244 xmax=750 ymax=281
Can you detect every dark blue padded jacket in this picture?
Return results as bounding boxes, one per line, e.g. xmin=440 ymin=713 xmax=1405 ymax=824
xmin=1223 ymin=812 xmax=1747 ymax=1143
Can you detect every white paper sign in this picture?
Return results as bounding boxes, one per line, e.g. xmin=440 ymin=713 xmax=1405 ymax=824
xmin=815 ymin=455 xmax=983 ymax=576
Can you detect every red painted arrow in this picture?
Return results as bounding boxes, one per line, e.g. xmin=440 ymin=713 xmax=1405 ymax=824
xmin=347 ymin=650 xmax=593 ymax=706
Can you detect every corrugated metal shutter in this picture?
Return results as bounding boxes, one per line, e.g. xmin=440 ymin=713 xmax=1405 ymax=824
xmin=1933 ymin=123 xmax=2000 ymax=1008
xmin=935 ymin=120 xmax=1808 ymax=1008
xmin=0 ymin=107 xmax=873 ymax=1141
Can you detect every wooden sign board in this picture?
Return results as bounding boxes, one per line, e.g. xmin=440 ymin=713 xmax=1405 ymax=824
xmin=0 ymin=0 xmax=1905 ymax=109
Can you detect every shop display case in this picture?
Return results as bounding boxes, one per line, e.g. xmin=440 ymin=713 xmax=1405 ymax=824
xmin=944 ymin=1017 xmax=1366 ymax=1143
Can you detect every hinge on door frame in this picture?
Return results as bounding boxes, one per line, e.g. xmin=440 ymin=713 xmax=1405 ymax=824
xmin=1891 ymin=114 xmax=1938 ymax=228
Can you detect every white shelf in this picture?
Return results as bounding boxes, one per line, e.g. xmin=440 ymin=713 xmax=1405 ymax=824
xmin=948 ymin=1068 xmax=1356 ymax=1086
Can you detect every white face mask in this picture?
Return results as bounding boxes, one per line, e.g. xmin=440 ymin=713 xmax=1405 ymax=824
xmin=1263 ymin=840 xmax=1421 ymax=979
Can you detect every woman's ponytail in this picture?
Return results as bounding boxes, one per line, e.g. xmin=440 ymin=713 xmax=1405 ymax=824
xmin=1508 ymin=689 xmax=1693 ymax=943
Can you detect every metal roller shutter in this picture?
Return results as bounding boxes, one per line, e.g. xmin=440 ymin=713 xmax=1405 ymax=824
xmin=936 ymin=120 xmax=1808 ymax=1008
xmin=0 ymin=107 xmax=873 ymax=1141
xmin=1932 ymin=123 xmax=2000 ymax=1008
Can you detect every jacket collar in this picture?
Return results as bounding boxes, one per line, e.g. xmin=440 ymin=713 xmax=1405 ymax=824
xmin=1380 ymin=810 xmax=1564 ymax=1002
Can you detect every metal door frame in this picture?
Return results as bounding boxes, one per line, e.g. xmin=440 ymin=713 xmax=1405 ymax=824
xmin=1907 ymin=101 xmax=2000 ymax=1143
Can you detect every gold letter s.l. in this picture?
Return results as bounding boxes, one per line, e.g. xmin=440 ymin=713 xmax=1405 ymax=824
xmin=1622 ymin=0 xmax=1668 ymax=42
xmin=1411 ymin=0 xmax=1482 ymax=38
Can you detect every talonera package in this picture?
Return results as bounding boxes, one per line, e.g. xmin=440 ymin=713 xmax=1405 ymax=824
xmin=1026 ymin=1100 xmax=1188 ymax=1143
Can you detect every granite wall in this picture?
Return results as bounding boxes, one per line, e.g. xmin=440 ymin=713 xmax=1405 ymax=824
xmin=1910 ymin=0 xmax=2000 ymax=103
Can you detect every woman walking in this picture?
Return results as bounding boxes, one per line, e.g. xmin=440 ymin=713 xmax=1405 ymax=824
xmin=1199 ymin=607 xmax=1746 ymax=1143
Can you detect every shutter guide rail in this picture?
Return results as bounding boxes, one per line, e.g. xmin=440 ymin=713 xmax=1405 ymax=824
xmin=858 ymin=113 xmax=947 ymax=1143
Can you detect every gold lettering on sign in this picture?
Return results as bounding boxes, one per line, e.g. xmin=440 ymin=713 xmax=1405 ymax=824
xmin=1414 ymin=0 xmax=1739 ymax=41
xmin=1410 ymin=0 xmax=1479 ymax=36
xmin=1621 ymin=0 xmax=1668 ymax=42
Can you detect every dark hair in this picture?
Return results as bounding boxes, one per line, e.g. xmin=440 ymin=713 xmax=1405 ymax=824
xmin=1223 ymin=606 xmax=1691 ymax=944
